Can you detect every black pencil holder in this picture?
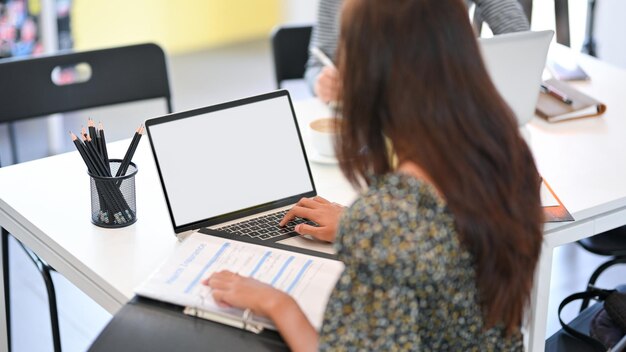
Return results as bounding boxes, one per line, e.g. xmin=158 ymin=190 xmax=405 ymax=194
xmin=89 ymin=159 xmax=138 ymax=228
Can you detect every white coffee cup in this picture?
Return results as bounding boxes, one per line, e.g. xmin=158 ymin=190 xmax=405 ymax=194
xmin=309 ymin=117 xmax=339 ymax=157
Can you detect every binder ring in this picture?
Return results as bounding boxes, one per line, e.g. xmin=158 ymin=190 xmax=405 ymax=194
xmin=242 ymin=308 xmax=263 ymax=334
xmin=242 ymin=308 xmax=253 ymax=330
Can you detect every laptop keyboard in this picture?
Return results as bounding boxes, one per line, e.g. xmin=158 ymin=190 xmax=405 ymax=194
xmin=216 ymin=210 xmax=316 ymax=241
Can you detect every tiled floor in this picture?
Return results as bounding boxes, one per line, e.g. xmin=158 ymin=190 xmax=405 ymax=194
xmin=2 ymin=38 xmax=626 ymax=351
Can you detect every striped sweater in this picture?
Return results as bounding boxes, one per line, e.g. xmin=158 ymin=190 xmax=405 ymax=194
xmin=305 ymin=0 xmax=530 ymax=91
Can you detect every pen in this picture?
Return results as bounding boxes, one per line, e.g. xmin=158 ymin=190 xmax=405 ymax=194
xmin=541 ymin=84 xmax=572 ymax=105
xmin=310 ymin=47 xmax=336 ymax=69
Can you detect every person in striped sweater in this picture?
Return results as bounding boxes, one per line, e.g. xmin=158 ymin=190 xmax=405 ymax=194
xmin=307 ymin=0 xmax=530 ymax=103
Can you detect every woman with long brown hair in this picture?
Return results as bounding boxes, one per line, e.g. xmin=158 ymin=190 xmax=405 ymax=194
xmin=204 ymin=0 xmax=543 ymax=350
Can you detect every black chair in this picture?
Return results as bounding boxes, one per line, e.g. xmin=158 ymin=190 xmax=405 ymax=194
xmin=270 ymin=25 xmax=313 ymax=89
xmin=577 ymin=227 xmax=626 ymax=312
xmin=0 ymin=42 xmax=172 ymax=352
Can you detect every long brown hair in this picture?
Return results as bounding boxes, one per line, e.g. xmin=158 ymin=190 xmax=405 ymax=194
xmin=336 ymin=0 xmax=543 ymax=333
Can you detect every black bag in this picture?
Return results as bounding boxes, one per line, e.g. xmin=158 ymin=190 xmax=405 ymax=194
xmin=559 ymin=287 xmax=626 ymax=351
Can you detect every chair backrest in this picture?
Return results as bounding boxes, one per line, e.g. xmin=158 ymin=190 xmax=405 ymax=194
xmin=0 ymin=43 xmax=173 ymax=124
xmin=271 ymin=25 xmax=313 ymax=89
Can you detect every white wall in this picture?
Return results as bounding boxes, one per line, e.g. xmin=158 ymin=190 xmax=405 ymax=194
xmin=594 ymin=0 xmax=626 ymax=68
xmin=282 ymin=0 xmax=319 ymax=24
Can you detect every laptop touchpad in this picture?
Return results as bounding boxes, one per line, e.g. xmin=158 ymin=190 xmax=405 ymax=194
xmin=277 ymin=236 xmax=336 ymax=255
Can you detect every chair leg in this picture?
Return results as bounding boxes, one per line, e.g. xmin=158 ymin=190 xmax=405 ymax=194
xmin=41 ymin=266 xmax=62 ymax=352
xmin=166 ymin=98 xmax=174 ymax=114
xmin=582 ymin=0 xmax=597 ymax=57
xmin=2 ymin=228 xmax=11 ymax=351
xmin=8 ymin=122 xmax=18 ymax=165
xmin=17 ymin=241 xmax=62 ymax=352
xmin=554 ymin=0 xmax=571 ymax=47
xmin=580 ymin=256 xmax=626 ymax=312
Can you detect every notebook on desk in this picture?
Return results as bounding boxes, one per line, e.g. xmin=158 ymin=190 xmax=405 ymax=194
xmin=145 ymin=90 xmax=335 ymax=257
xmin=536 ymin=78 xmax=606 ymax=122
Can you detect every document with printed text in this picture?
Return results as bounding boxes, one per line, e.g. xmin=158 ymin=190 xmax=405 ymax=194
xmin=136 ymin=233 xmax=344 ymax=331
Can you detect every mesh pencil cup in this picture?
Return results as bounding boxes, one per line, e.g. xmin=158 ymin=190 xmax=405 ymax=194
xmin=89 ymin=159 xmax=138 ymax=228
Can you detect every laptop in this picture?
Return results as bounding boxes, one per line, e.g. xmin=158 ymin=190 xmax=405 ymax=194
xmin=145 ymin=90 xmax=335 ymax=258
xmin=479 ymin=30 xmax=554 ymax=126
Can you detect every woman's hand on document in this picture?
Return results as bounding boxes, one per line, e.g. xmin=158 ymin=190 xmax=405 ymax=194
xmin=205 ymin=271 xmax=320 ymax=351
xmin=279 ymin=196 xmax=344 ymax=243
xmin=203 ymin=271 xmax=292 ymax=317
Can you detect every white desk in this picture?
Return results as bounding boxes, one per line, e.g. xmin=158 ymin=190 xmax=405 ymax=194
xmin=527 ymin=50 xmax=626 ymax=351
xmin=0 ymin=52 xmax=624 ymax=352
xmin=0 ymin=99 xmax=353 ymax=352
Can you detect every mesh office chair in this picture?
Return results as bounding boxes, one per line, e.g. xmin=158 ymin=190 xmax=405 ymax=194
xmin=270 ymin=24 xmax=313 ymax=89
xmin=473 ymin=0 xmax=571 ymax=46
xmin=0 ymin=43 xmax=172 ymax=352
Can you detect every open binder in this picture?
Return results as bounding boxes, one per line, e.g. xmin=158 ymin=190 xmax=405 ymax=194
xmin=136 ymin=233 xmax=344 ymax=334
xmin=183 ymin=306 xmax=265 ymax=334
xmin=88 ymin=296 xmax=290 ymax=351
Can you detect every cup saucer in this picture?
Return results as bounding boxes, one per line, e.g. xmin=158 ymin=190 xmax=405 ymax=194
xmin=307 ymin=149 xmax=339 ymax=165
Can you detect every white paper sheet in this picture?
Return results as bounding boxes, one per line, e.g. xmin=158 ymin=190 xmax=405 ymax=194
xmin=541 ymin=181 xmax=559 ymax=207
xmin=136 ymin=233 xmax=344 ymax=330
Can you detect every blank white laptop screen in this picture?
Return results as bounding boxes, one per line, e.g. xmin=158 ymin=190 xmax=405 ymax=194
xmin=148 ymin=94 xmax=314 ymax=227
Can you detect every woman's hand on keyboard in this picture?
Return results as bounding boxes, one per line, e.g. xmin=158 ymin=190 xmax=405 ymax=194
xmin=279 ymin=196 xmax=344 ymax=243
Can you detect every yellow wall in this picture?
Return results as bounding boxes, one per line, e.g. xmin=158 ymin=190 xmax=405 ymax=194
xmin=72 ymin=0 xmax=280 ymax=54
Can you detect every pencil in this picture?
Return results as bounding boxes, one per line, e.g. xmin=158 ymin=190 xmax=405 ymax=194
xmin=99 ymin=122 xmax=111 ymax=174
xmin=81 ymin=134 xmax=131 ymax=221
xmin=88 ymin=118 xmax=100 ymax=155
xmin=71 ymin=132 xmax=118 ymax=222
xmin=116 ymin=125 xmax=143 ymax=178
xmin=71 ymin=132 xmax=97 ymax=175
xmin=71 ymin=130 xmax=133 ymax=224
xmin=84 ymin=135 xmax=110 ymax=177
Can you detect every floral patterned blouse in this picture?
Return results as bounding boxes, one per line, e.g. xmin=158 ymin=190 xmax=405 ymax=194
xmin=318 ymin=173 xmax=523 ymax=351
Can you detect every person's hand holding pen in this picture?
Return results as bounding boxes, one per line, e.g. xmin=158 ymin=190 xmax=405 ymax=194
xmin=311 ymin=47 xmax=340 ymax=104
xmin=315 ymin=67 xmax=340 ymax=104
xmin=279 ymin=196 xmax=345 ymax=243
